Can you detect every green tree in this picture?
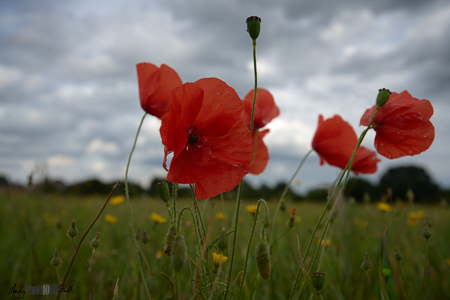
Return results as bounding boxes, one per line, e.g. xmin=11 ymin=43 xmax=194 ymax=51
xmin=377 ymin=166 xmax=439 ymax=203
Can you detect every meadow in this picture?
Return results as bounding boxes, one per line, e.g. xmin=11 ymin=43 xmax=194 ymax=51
xmin=1 ymin=188 xmax=449 ymax=299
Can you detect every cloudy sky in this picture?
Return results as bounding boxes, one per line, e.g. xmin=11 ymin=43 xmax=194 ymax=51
xmin=1 ymin=0 xmax=449 ymax=194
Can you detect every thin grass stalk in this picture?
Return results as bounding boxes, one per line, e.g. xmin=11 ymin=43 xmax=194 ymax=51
xmin=57 ymin=181 xmax=120 ymax=300
xmin=269 ymin=148 xmax=314 ymax=246
xmin=123 ymin=112 xmax=152 ymax=299
xmin=238 ymin=199 xmax=269 ymax=299
xmin=419 ymin=239 xmax=429 ymax=299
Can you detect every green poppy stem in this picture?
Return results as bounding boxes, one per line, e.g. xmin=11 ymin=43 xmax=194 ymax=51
xmin=124 ymin=112 xmax=152 ymax=300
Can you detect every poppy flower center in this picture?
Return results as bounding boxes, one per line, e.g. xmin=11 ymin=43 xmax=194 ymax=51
xmin=186 ymin=126 xmax=204 ymax=150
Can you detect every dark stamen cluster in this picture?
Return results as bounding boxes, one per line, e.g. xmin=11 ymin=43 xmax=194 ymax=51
xmin=186 ymin=126 xmax=204 ymax=150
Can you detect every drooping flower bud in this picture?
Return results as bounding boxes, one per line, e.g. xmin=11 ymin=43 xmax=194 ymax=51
xmin=246 ymin=16 xmax=261 ymax=41
xmin=256 ymin=242 xmax=271 ymax=279
xmin=312 ymin=272 xmax=325 ymax=291
xmin=288 ymin=208 xmax=296 ymax=229
xmin=89 ymin=232 xmax=101 ymax=249
xmin=218 ymin=227 xmax=228 ymax=251
xmin=164 ymin=224 xmax=177 ymax=255
xmin=376 ymin=88 xmax=391 ymax=107
xmin=155 ymin=180 xmax=171 ymax=204
xmin=394 ymin=245 xmax=403 ymax=262
xmin=361 ymin=252 xmax=372 ymax=271
xmin=67 ymin=220 xmax=78 ymax=238
xmin=50 ymin=248 xmax=62 ymax=267
xmin=171 ymin=234 xmax=187 ymax=272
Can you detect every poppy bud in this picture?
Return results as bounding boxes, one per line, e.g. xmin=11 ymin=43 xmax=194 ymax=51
xmin=312 ymin=272 xmax=325 ymax=291
xmin=142 ymin=231 xmax=149 ymax=244
xmin=256 ymin=242 xmax=271 ymax=279
xmin=361 ymin=252 xmax=372 ymax=271
xmin=67 ymin=220 xmax=78 ymax=238
xmin=246 ymin=16 xmax=261 ymax=41
xmin=164 ymin=225 xmax=177 ymax=255
xmin=50 ymin=248 xmax=62 ymax=267
xmin=155 ymin=180 xmax=171 ymax=204
xmin=423 ymin=226 xmax=431 ymax=240
xmin=218 ymin=227 xmax=228 ymax=251
xmin=376 ymin=88 xmax=391 ymax=107
xmin=89 ymin=232 xmax=101 ymax=249
xmin=394 ymin=245 xmax=403 ymax=262
xmin=171 ymin=234 xmax=187 ymax=272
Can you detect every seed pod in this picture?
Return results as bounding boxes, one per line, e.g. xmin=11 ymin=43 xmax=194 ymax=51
xmin=89 ymin=232 xmax=101 ymax=249
xmin=67 ymin=220 xmax=78 ymax=238
xmin=164 ymin=224 xmax=176 ymax=255
xmin=361 ymin=252 xmax=372 ymax=271
xmin=171 ymin=234 xmax=187 ymax=272
xmin=246 ymin=16 xmax=261 ymax=41
xmin=256 ymin=242 xmax=271 ymax=279
xmin=376 ymin=88 xmax=391 ymax=107
xmin=312 ymin=272 xmax=325 ymax=291
xmin=50 ymin=248 xmax=62 ymax=267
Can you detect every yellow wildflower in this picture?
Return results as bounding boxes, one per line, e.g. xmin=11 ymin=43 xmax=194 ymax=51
xmin=446 ymin=258 xmax=450 ymax=267
xmin=110 ymin=195 xmax=125 ymax=205
xmin=317 ymin=239 xmax=331 ymax=247
xmin=156 ymin=250 xmax=163 ymax=260
xmin=216 ymin=213 xmax=225 ymax=220
xmin=246 ymin=204 xmax=258 ymax=215
xmin=415 ymin=210 xmax=426 ymax=218
xmin=151 ymin=213 xmax=167 ymax=224
xmin=377 ymin=202 xmax=392 ymax=212
xmin=294 ymin=216 xmax=302 ymax=223
xmin=353 ymin=217 xmax=368 ymax=229
xmin=105 ymin=214 xmax=117 ymax=224
xmin=212 ymin=252 xmax=228 ymax=268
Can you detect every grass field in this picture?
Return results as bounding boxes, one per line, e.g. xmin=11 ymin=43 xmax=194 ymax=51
xmin=1 ymin=189 xmax=450 ymax=299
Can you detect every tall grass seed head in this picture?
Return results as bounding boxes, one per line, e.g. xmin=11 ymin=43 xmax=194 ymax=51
xmin=164 ymin=224 xmax=177 ymax=255
xmin=89 ymin=232 xmax=101 ymax=249
xmin=218 ymin=227 xmax=228 ymax=251
xmin=312 ymin=272 xmax=325 ymax=291
xmin=67 ymin=220 xmax=78 ymax=238
xmin=256 ymin=241 xmax=271 ymax=279
xmin=155 ymin=180 xmax=171 ymax=204
xmin=246 ymin=16 xmax=261 ymax=41
xmin=361 ymin=252 xmax=372 ymax=271
xmin=50 ymin=248 xmax=62 ymax=267
xmin=376 ymin=88 xmax=391 ymax=107
xmin=394 ymin=245 xmax=403 ymax=262
xmin=171 ymin=234 xmax=187 ymax=272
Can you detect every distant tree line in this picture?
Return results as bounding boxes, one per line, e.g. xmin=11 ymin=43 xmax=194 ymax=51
xmin=1 ymin=166 xmax=448 ymax=203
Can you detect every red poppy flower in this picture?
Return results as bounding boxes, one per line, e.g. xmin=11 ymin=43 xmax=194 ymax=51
xmin=351 ymin=146 xmax=380 ymax=175
xmin=160 ymin=78 xmax=253 ymax=200
xmin=241 ymin=88 xmax=279 ymax=174
xmin=249 ymin=129 xmax=270 ymax=174
xmin=136 ymin=62 xmax=182 ymax=118
xmin=311 ymin=115 xmax=358 ymax=169
xmin=241 ymin=88 xmax=280 ymax=129
xmin=360 ymin=90 xmax=435 ymax=159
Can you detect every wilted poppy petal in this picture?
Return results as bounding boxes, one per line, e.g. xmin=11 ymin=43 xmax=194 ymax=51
xmin=312 ymin=115 xmax=358 ymax=169
xmin=136 ymin=63 xmax=182 ymax=118
xmin=351 ymin=146 xmax=380 ymax=175
xmin=242 ymin=88 xmax=280 ymax=129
